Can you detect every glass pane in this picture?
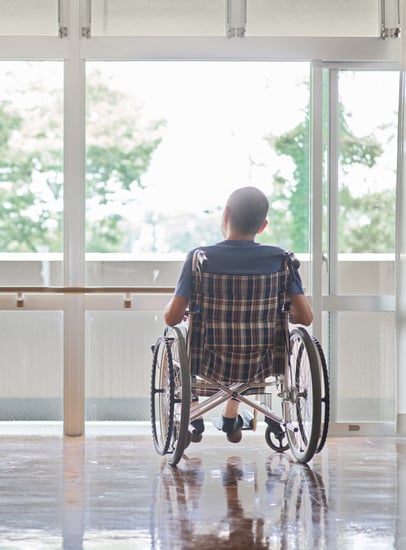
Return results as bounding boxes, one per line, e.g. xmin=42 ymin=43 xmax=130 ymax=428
xmin=248 ymin=0 xmax=379 ymax=37
xmin=91 ymin=0 xmax=224 ymax=36
xmin=85 ymin=311 xmax=164 ymax=421
xmin=0 ymin=312 xmax=63 ymax=421
xmin=0 ymin=0 xmax=58 ymax=36
xmin=337 ymin=71 xmax=398 ymax=294
xmin=85 ymin=61 xmax=311 ymax=420
xmin=85 ymin=61 xmax=310 ymax=285
xmin=335 ymin=312 xmax=395 ymax=423
xmin=0 ymin=62 xmax=63 ymax=285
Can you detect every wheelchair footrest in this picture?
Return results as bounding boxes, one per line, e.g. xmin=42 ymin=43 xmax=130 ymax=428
xmin=265 ymin=416 xmax=284 ymax=436
xmin=212 ymin=410 xmax=256 ymax=432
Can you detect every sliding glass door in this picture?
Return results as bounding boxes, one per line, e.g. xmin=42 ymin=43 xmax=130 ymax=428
xmin=326 ymin=69 xmax=398 ymax=432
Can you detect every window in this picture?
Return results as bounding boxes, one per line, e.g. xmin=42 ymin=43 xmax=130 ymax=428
xmin=0 ymin=61 xmax=63 ymax=286
xmin=85 ymin=61 xmax=312 ymax=420
xmin=85 ymin=61 xmax=311 ymax=261
xmin=337 ymin=70 xmax=398 ymax=295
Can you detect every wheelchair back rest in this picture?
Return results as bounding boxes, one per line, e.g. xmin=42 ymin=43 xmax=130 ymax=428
xmin=189 ymin=269 xmax=290 ymax=383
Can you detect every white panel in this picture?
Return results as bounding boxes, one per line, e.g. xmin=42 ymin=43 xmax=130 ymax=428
xmin=248 ymin=0 xmax=379 ymax=37
xmin=0 ymin=0 xmax=58 ymax=36
xmin=336 ymin=312 xmax=395 ymax=423
xmin=90 ymin=0 xmax=380 ymax=38
xmin=91 ymin=0 xmax=224 ymax=36
xmin=0 ymin=311 xmax=63 ymax=420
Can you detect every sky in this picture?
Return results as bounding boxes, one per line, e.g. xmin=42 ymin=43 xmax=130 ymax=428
xmin=88 ymin=61 xmax=311 ymax=214
xmin=89 ymin=61 xmax=398 ymax=212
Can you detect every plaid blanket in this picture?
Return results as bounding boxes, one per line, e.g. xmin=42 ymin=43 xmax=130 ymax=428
xmin=189 ymin=265 xmax=290 ymax=385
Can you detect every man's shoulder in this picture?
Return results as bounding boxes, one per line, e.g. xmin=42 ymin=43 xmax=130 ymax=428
xmin=188 ymin=242 xmax=287 ymax=259
xmin=253 ymin=244 xmax=286 ymax=255
xmin=190 ymin=242 xmax=286 ymax=251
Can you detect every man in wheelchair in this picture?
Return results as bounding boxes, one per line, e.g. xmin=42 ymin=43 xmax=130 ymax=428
xmin=163 ymin=186 xmax=313 ymax=445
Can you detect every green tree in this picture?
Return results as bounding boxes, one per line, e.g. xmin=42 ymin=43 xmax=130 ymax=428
xmin=163 ymin=209 xmax=223 ymax=253
xmin=339 ymin=186 xmax=395 ymax=253
xmin=86 ymin=70 xmax=165 ymax=252
xmin=0 ymin=63 xmax=164 ymax=253
xmin=262 ymin=115 xmax=310 ymax=252
xmin=261 ymin=86 xmax=390 ymax=253
xmin=0 ymin=101 xmax=62 ymax=252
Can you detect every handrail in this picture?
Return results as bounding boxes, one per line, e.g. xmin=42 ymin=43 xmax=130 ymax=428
xmin=0 ymin=286 xmax=174 ymax=293
xmin=0 ymin=286 xmax=175 ymax=308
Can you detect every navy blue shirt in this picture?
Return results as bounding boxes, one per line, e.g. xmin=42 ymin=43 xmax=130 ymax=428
xmin=174 ymin=240 xmax=304 ymax=302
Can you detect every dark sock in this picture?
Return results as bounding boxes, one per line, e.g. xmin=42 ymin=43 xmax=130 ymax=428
xmin=221 ymin=415 xmax=240 ymax=434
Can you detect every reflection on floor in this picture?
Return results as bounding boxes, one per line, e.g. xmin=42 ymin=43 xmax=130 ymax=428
xmin=0 ymin=424 xmax=405 ymax=549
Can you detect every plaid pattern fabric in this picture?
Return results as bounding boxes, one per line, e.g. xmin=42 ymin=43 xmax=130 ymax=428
xmin=189 ymin=262 xmax=290 ymax=385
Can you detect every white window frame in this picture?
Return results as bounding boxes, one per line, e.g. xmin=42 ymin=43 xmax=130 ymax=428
xmin=0 ymin=0 xmax=401 ymax=435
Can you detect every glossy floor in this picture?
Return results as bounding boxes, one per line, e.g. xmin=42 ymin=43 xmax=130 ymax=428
xmin=0 ymin=424 xmax=404 ymax=549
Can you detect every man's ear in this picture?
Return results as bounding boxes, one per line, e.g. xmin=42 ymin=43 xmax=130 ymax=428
xmin=221 ymin=206 xmax=230 ymax=238
xmin=257 ymin=219 xmax=268 ymax=234
xmin=223 ymin=206 xmax=231 ymax=224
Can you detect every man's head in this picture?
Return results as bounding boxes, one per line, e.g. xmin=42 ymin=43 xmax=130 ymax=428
xmin=222 ymin=186 xmax=269 ymax=238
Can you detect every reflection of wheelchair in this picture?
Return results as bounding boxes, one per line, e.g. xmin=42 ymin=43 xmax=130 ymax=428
xmin=151 ymin=250 xmax=329 ymax=466
xmin=151 ymin=454 xmax=329 ymax=549
xmin=265 ymin=454 xmax=329 ymax=546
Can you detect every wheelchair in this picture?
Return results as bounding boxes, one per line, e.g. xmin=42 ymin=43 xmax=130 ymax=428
xmin=151 ymin=250 xmax=329 ymax=466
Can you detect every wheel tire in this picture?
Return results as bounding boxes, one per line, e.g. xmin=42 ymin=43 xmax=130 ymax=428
xmin=167 ymin=327 xmax=191 ymax=466
xmin=151 ymin=336 xmax=175 ymax=456
xmin=284 ymin=327 xmax=322 ymax=463
xmin=312 ymin=335 xmax=330 ymax=453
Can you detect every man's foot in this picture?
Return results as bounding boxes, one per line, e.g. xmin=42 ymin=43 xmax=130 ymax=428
xmin=189 ymin=418 xmax=205 ymax=443
xmin=221 ymin=415 xmax=243 ymax=443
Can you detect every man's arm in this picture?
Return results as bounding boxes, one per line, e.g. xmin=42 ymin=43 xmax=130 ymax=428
xmin=289 ymin=293 xmax=313 ymax=326
xmin=164 ymin=295 xmax=188 ymax=326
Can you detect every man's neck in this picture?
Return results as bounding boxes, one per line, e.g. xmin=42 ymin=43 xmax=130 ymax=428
xmin=225 ymin=231 xmax=256 ymax=241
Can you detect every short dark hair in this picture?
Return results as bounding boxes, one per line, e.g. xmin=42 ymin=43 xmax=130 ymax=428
xmin=226 ymin=186 xmax=269 ymax=235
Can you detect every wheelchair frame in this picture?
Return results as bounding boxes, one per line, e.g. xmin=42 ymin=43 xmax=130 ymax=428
xmin=151 ymin=252 xmax=329 ymax=466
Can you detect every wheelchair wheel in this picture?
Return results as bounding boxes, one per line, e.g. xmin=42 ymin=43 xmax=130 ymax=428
xmin=312 ymin=335 xmax=330 ymax=454
xmin=151 ymin=336 xmax=174 ymax=456
xmin=265 ymin=416 xmax=289 ymax=453
xmin=150 ymin=328 xmax=191 ymax=466
xmin=284 ymin=327 xmax=322 ymax=463
xmin=265 ymin=425 xmax=289 ymax=453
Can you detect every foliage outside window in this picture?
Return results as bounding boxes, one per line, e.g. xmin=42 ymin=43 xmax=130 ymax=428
xmin=0 ymin=63 xmax=397 ymax=256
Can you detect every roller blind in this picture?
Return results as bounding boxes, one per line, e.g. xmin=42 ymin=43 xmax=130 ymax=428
xmin=91 ymin=0 xmax=380 ymax=37
xmin=0 ymin=0 xmax=58 ymax=36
